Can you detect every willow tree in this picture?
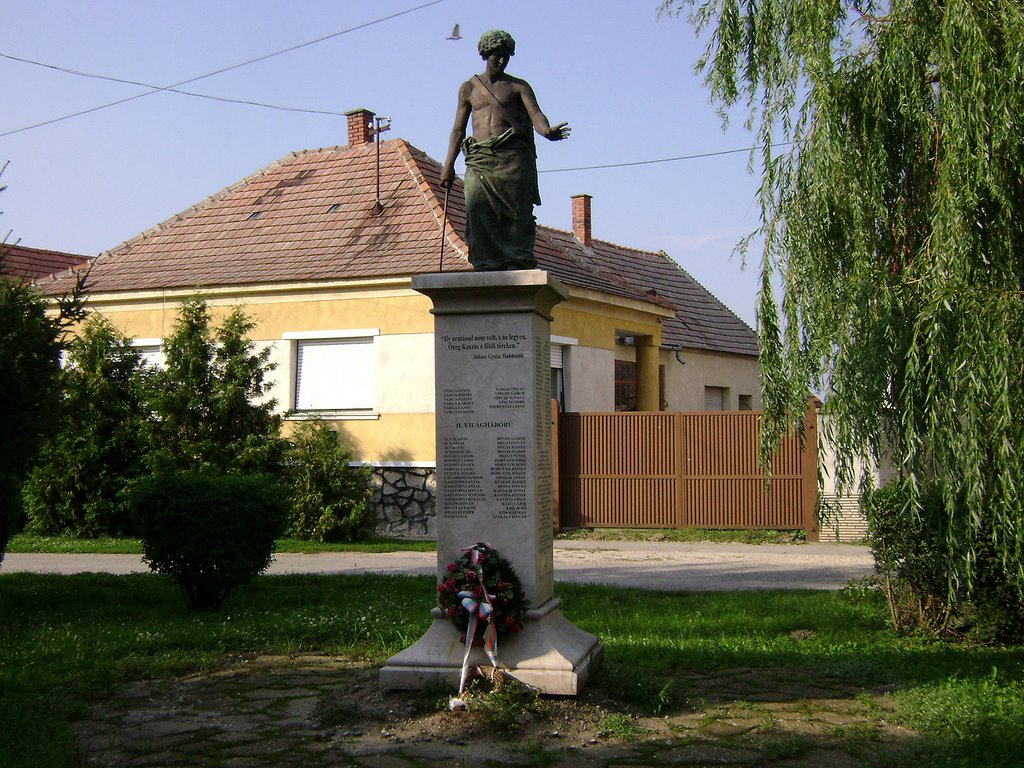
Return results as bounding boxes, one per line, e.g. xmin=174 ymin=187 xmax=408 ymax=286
xmin=662 ymin=2 xmax=1024 ymax=599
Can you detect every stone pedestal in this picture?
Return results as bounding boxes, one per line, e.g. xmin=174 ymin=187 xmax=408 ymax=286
xmin=379 ymin=270 xmax=602 ymax=695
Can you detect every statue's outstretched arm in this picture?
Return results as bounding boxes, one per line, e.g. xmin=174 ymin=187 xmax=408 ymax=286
xmin=519 ymin=82 xmax=570 ymax=141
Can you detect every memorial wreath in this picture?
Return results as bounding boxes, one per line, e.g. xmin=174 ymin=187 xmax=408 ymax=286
xmin=437 ymin=542 xmax=528 ymax=640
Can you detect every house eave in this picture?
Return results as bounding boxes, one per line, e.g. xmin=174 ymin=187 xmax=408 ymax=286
xmin=59 ymin=276 xmax=421 ymax=310
xmin=565 ymin=285 xmax=676 ymax=320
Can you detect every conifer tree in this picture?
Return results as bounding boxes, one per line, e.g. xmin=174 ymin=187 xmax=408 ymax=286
xmin=0 ymin=277 xmax=61 ymax=560
xmin=147 ymin=296 xmax=287 ymax=475
xmin=23 ymin=316 xmax=149 ymax=536
xmin=0 ymin=167 xmax=87 ymax=561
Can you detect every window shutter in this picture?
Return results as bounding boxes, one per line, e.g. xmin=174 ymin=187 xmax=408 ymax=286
xmin=704 ymin=386 xmax=725 ymax=411
xmin=135 ymin=345 xmax=164 ymax=369
xmin=550 ymin=343 xmax=564 ymax=369
xmin=295 ymin=338 xmax=374 ymax=410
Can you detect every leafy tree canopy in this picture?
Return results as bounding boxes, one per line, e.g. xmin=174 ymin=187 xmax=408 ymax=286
xmin=662 ymin=1 xmax=1024 ymax=597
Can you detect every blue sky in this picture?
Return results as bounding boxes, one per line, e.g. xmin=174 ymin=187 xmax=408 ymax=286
xmin=1 ymin=0 xmax=764 ymax=326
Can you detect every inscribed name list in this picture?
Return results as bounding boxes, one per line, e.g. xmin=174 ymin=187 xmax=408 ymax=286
xmin=438 ymin=329 xmax=533 ymax=521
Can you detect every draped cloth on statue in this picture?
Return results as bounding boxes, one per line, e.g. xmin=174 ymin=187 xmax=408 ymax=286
xmin=462 ymin=128 xmax=540 ymax=271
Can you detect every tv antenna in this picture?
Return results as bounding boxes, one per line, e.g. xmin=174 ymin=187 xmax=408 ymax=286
xmin=371 ymin=115 xmax=392 ymax=213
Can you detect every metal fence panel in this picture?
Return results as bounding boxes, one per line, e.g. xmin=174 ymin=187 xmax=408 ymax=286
xmin=557 ymin=409 xmax=816 ymax=536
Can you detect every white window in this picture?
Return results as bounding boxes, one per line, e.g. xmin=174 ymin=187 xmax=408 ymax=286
xmin=551 ymin=335 xmax=576 ymax=412
xmin=285 ymin=330 xmax=378 ymax=414
xmin=133 ymin=338 xmax=164 ymax=369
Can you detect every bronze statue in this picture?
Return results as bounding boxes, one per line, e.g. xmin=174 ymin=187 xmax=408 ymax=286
xmin=441 ymin=30 xmax=570 ymax=271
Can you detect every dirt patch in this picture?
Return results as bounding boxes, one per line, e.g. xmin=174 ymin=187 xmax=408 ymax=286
xmin=73 ymin=655 xmax=920 ymax=767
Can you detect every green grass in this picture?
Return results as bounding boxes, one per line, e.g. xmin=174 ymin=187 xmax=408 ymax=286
xmin=1 ymin=573 xmax=1021 ymax=767
xmin=7 ymin=533 xmax=436 ymax=554
xmin=272 ymin=537 xmax=436 ymax=553
xmin=6 ymin=533 xmax=146 ymax=554
xmin=598 ymin=712 xmax=652 ymax=741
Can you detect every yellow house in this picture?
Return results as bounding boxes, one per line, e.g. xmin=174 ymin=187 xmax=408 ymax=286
xmin=44 ymin=108 xmax=760 ymax=535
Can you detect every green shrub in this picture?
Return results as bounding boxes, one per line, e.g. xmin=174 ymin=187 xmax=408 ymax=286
xmin=285 ymin=421 xmax=375 ymax=542
xmin=865 ymin=480 xmax=1024 ymax=641
xmin=23 ymin=316 xmax=150 ymax=538
xmin=0 ymin=277 xmax=63 ymax=567
xmin=960 ymin=539 xmax=1024 ymax=644
xmin=0 ymin=477 xmax=18 ymax=570
xmin=130 ymin=471 xmax=287 ymax=610
xmin=864 ymin=481 xmax=951 ymax=632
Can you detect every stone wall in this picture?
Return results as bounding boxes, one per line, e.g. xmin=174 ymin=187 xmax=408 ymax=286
xmin=370 ymin=466 xmax=436 ymax=539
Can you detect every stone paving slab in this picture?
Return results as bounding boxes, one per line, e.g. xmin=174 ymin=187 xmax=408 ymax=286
xmin=70 ymin=655 xmax=917 ymax=767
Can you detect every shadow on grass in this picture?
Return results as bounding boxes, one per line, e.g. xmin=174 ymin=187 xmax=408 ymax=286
xmin=1 ymin=573 xmax=1022 ymax=768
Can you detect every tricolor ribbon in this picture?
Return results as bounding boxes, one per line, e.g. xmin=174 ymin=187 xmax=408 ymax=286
xmin=457 ymin=543 xmax=500 ymax=694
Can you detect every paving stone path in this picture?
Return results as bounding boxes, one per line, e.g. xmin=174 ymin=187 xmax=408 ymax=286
xmin=73 ymin=655 xmax=920 ymax=767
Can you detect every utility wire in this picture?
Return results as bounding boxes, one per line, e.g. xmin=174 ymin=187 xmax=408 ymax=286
xmin=4 ymin=42 xmax=795 ymax=176
xmin=3 ymin=0 xmax=793 ymax=177
xmin=539 ymin=143 xmax=793 ymax=173
xmin=0 ymin=52 xmax=348 ymax=117
xmin=0 ymin=0 xmax=446 ymax=138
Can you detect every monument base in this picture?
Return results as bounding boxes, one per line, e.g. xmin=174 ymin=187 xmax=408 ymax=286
xmin=379 ymin=598 xmax=603 ymax=696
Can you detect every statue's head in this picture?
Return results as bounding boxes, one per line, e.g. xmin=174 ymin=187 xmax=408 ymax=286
xmin=478 ymin=29 xmax=515 ymax=59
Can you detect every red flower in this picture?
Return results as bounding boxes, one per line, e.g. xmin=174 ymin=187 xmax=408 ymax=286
xmin=438 ymin=545 xmax=525 ymax=639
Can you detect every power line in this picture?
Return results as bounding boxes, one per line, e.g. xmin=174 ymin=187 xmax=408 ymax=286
xmin=0 ymin=0 xmax=446 ymax=138
xmin=4 ymin=37 xmax=797 ymax=175
xmin=0 ymin=52 xmax=348 ymax=117
xmin=539 ymin=143 xmax=793 ymax=173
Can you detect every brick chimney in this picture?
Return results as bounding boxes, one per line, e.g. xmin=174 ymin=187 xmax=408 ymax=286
xmin=345 ymin=108 xmax=375 ymax=146
xmin=572 ymin=194 xmax=592 ymax=247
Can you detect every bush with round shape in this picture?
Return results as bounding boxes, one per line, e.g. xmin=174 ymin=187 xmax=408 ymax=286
xmin=131 ymin=471 xmax=287 ymax=610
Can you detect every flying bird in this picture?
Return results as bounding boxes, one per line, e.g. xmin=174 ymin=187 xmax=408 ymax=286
xmin=447 ymin=23 xmax=461 ymax=41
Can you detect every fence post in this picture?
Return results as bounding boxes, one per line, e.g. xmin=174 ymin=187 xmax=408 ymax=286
xmin=801 ymin=397 xmax=820 ymax=541
xmin=674 ymin=412 xmax=686 ymax=530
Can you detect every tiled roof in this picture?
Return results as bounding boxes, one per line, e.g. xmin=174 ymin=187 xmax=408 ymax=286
xmin=544 ymin=229 xmax=758 ymax=356
xmin=45 ymin=137 xmax=756 ymax=357
xmin=1 ymin=244 xmax=91 ymax=280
